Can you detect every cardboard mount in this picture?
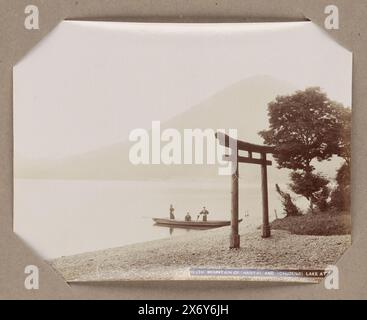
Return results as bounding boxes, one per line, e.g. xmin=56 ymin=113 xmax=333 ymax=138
xmin=1 ymin=0 xmax=366 ymax=299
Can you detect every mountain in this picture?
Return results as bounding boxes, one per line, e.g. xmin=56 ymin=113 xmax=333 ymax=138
xmin=15 ymin=75 xmax=297 ymax=183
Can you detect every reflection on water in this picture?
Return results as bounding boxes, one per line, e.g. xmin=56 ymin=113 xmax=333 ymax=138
xmin=153 ymin=224 xmax=216 ymax=236
xmin=167 ymin=226 xmax=196 ymax=235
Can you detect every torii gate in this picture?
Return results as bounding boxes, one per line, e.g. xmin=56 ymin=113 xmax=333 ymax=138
xmin=215 ymin=132 xmax=275 ymax=248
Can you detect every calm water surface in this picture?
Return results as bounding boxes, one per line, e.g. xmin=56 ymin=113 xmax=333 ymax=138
xmin=14 ymin=179 xmax=287 ymax=259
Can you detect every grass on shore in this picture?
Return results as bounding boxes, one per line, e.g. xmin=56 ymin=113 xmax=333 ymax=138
xmin=270 ymin=210 xmax=351 ymax=236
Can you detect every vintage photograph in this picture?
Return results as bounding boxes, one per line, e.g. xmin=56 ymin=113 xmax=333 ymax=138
xmin=13 ymin=20 xmax=352 ymax=282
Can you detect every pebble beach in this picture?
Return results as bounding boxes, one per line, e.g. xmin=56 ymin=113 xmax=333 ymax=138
xmin=51 ymin=223 xmax=351 ymax=283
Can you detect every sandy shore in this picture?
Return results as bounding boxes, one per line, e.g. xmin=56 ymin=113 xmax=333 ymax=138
xmin=51 ymin=224 xmax=351 ymax=282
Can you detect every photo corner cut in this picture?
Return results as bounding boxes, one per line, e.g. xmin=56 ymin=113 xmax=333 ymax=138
xmin=13 ymin=20 xmax=352 ymax=283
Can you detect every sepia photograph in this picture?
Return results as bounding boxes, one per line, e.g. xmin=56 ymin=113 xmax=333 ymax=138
xmin=13 ymin=20 xmax=352 ymax=282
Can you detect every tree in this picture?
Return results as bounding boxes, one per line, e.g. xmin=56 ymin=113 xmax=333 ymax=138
xmin=259 ymin=87 xmax=342 ymax=173
xmin=289 ymin=171 xmax=329 ymax=213
xmin=329 ymin=105 xmax=351 ymax=212
xmin=313 ymin=185 xmax=331 ymax=212
xmin=259 ymin=87 xmax=351 ymax=213
xmin=330 ymin=162 xmax=351 ymax=211
xmin=332 ymin=102 xmax=352 ymax=165
xmin=275 ymin=184 xmax=301 ymax=217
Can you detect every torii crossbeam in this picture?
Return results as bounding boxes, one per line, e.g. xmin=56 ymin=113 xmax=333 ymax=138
xmin=215 ymin=132 xmax=275 ymax=248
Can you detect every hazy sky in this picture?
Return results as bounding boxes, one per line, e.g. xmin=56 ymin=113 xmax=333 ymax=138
xmin=14 ymin=21 xmax=352 ymax=159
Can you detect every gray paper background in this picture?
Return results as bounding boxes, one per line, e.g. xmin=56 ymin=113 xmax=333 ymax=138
xmin=0 ymin=0 xmax=366 ymax=299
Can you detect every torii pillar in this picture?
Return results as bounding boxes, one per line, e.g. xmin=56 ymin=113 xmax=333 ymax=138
xmin=216 ymin=132 xmax=274 ymax=248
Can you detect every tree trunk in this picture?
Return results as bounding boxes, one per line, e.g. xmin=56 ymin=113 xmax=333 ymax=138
xmin=310 ymin=197 xmax=314 ymax=214
xmin=305 ymin=163 xmax=314 ymax=214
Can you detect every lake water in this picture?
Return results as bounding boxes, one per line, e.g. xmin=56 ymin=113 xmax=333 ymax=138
xmin=14 ymin=179 xmax=287 ymax=259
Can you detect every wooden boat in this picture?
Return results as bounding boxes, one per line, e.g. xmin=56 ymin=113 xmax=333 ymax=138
xmin=152 ymin=217 xmax=242 ymax=229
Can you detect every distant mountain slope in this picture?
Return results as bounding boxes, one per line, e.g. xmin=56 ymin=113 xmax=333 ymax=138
xmin=15 ymin=76 xmax=297 ymax=182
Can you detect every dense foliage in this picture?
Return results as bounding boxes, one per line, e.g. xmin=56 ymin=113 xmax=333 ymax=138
xmin=260 ymin=87 xmax=351 ymax=214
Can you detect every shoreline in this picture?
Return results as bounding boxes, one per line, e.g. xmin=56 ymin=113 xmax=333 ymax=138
xmin=51 ymin=223 xmax=351 ymax=282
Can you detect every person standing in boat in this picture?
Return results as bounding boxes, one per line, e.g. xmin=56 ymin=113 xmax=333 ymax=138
xmin=169 ymin=204 xmax=175 ymax=220
xmin=185 ymin=212 xmax=192 ymax=222
xmin=199 ymin=206 xmax=209 ymax=222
